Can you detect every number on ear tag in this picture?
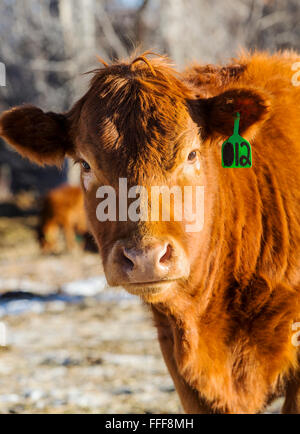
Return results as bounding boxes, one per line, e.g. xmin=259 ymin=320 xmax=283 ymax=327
xmin=222 ymin=112 xmax=252 ymax=168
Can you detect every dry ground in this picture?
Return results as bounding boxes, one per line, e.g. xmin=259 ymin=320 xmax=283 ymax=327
xmin=0 ymin=215 xmax=181 ymax=414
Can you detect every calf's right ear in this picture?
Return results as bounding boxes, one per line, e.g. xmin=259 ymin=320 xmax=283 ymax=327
xmin=0 ymin=105 xmax=72 ymax=166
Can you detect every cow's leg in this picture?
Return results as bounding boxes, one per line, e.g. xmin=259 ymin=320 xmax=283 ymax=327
xmin=41 ymin=221 xmax=59 ymax=253
xmin=151 ymin=306 xmax=214 ymax=414
xmin=63 ymin=223 xmax=76 ymax=251
xmin=282 ymin=372 xmax=300 ymax=414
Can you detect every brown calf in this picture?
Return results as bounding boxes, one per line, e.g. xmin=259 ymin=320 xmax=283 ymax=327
xmin=0 ymin=52 xmax=300 ymax=413
xmin=38 ymin=184 xmax=87 ymax=252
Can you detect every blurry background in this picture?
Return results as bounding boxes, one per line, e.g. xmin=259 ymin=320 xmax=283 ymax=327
xmin=1 ymin=0 xmax=300 ymax=195
xmin=0 ymin=0 xmax=299 ymax=414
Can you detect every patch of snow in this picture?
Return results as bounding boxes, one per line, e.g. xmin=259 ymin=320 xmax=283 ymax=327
xmin=0 ymin=275 xmax=137 ymax=317
xmin=0 ymin=299 xmax=45 ymax=317
xmin=61 ymin=275 xmax=108 ymax=296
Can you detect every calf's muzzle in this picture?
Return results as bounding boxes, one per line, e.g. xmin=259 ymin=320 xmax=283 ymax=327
xmin=105 ymin=237 xmax=190 ymax=293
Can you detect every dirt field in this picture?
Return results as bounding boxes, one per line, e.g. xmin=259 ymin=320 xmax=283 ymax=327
xmin=0 ymin=215 xmax=181 ymax=414
xmin=0 ymin=214 xmax=283 ymax=414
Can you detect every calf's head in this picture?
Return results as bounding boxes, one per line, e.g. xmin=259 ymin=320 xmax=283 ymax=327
xmin=0 ymin=55 xmax=270 ymax=303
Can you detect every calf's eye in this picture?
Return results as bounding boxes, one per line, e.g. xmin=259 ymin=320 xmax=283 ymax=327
xmin=187 ymin=151 xmax=197 ymax=162
xmin=81 ymin=160 xmax=91 ymax=171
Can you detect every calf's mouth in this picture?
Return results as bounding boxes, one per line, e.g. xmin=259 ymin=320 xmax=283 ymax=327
xmin=122 ymin=279 xmax=179 ymax=296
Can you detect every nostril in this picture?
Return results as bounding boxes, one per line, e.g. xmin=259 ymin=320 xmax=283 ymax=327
xmin=121 ymin=248 xmax=135 ymax=271
xmin=159 ymin=244 xmax=172 ymax=264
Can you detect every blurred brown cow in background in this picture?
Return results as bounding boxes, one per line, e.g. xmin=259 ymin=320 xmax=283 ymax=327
xmin=38 ymin=184 xmax=87 ymax=253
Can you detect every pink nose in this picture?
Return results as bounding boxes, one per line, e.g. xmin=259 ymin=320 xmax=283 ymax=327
xmin=120 ymin=242 xmax=172 ymax=283
xmin=105 ymin=238 xmax=189 ymax=287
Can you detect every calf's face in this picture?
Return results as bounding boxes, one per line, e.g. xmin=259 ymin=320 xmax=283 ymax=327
xmin=0 ymin=57 xmax=270 ymax=303
xmin=75 ymin=111 xmax=204 ymax=299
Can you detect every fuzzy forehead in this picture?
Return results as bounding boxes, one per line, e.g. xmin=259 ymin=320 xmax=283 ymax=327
xmin=74 ymin=58 xmax=197 ymax=171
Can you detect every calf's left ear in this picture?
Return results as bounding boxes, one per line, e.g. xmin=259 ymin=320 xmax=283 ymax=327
xmin=0 ymin=105 xmax=72 ymax=166
xmin=202 ymin=88 xmax=271 ymax=137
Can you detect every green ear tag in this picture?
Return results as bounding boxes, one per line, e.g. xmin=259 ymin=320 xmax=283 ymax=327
xmin=222 ymin=112 xmax=252 ymax=168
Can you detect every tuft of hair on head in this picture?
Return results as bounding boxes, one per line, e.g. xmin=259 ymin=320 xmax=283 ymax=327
xmin=129 ymin=51 xmax=171 ymax=77
xmin=130 ymin=56 xmax=157 ymax=76
xmin=85 ymin=51 xmax=167 ymax=81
